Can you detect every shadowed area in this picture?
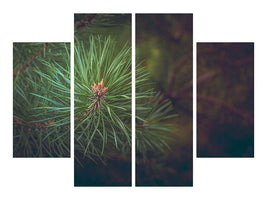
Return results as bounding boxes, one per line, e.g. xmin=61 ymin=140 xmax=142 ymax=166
xmin=197 ymin=43 xmax=254 ymax=157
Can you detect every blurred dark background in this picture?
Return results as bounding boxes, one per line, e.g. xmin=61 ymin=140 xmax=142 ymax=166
xmin=197 ymin=43 xmax=254 ymax=157
xmin=136 ymin=14 xmax=193 ymax=186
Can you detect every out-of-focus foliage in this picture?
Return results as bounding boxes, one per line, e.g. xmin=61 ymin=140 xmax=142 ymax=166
xmin=136 ymin=14 xmax=193 ymax=186
xmin=197 ymin=43 xmax=254 ymax=157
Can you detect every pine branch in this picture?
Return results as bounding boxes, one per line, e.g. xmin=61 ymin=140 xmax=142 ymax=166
xmin=74 ymin=36 xmax=132 ymax=161
xmin=13 ymin=43 xmax=70 ymax=157
xmin=74 ymin=35 xmax=177 ymax=163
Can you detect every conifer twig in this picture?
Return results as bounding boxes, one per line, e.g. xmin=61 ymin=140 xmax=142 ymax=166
xmin=13 ymin=43 xmax=48 ymax=77
xmin=14 ymin=116 xmax=69 ymax=129
xmin=76 ymin=14 xmax=97 ymax=29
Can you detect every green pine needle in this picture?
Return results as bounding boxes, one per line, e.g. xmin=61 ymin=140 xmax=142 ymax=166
xmin=13 ymin=43 xmax=70 ymax=157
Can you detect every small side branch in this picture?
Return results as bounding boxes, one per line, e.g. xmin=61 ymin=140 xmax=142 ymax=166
xmin=167 ymin=54 xmax=192 ymax=93
xmin=197 ymin=95 xmax=253 ymax=124
xmin=13 ymin=43 xmax=48 ymax=77
xmin=76 ymin=14 xmax=97 ymax=29
xmin=168 ymin=70 xmax=217 ymax=98
xmin=14 ymin=116 xmax=69 ymax=129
